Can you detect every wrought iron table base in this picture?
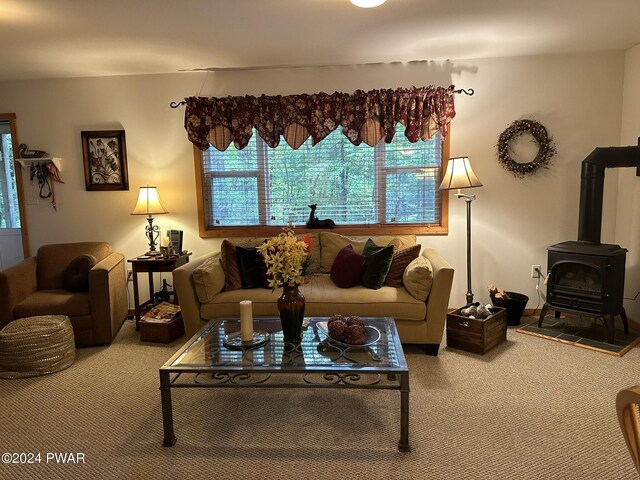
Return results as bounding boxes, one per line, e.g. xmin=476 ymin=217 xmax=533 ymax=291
xmin=159 ymin=317 xmax=410 ymax=452
xmin=159 ymin=368 xmax=410 ymax=452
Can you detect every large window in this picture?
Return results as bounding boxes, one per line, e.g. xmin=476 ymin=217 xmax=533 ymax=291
xmin=195 ymin=123 xmax=448 ymax=237
xmin=0 ymin=122 xmax=20 ymax=229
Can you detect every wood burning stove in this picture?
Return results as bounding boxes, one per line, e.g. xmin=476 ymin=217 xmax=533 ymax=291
xmin=546 ymin=242 xmax=626 ymax=314
xmin=538 ymin=146 xmax=640 ymax=341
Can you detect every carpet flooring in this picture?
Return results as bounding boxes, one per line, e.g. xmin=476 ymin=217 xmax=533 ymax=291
xmin=1 ymin=317 xmax=638 ymax=479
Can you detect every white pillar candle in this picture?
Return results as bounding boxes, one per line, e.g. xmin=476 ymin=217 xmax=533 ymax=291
xmin=162 ymin=236 xmax=170 ymax=247
xmin=239 ymin=300 xmax=253 ymax=342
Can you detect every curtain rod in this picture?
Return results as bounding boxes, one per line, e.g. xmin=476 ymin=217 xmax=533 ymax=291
xmin=168 ymin=87 xmax=474 ymax=109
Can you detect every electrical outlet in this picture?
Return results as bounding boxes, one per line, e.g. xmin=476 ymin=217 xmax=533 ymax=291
xmin=127 ymin=270 xmax=133 ymax=282
xmin=531 ymin=265 xmax=542 ymax=278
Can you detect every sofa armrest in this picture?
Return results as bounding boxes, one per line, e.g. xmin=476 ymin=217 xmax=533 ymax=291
xmin=0 ymin=256 xmax=37 ymax=328
xmin=423 ymin=248 xmax=455 ymax=345
xmin=173 ymin=252 xmax=219 ymax=337
xmin=88 ymin=252 xmax=128 ymax=345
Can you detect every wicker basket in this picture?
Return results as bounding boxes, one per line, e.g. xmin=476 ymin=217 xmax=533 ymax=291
xmin=139 ymin=315 xmax=184 ymax=343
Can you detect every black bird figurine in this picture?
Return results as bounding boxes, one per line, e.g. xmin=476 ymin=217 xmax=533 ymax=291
xmin=306 ymin=204 xmax=336 ymax=229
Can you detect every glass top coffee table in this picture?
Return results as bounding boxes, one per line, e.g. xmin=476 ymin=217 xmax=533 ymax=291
xmin=159 ymin=316 xmax=410 ymax=451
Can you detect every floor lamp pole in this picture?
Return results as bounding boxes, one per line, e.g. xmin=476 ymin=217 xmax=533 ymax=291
xmin=457 ymin=193 xmax=476 ymax=305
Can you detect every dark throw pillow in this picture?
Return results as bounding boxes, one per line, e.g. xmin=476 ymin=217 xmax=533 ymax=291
xmin=330 ymin=244 xmax=367 ymax=288
xmin=63 ymin=254 xmax=96 ymax=292
xmin=220 ymin=240 xmax=243 ymax=291
xmin=236 ymin=246 xmax=270 ymax=289
xmin=361 ymin=239 xmax=394 ymax=289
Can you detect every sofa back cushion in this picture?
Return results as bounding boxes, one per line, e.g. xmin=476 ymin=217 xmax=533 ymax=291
xmin=319 ymin=232 xmax=416 ymax=273
xmin=330 ymin=245 xmax=367 ymax=288
xmin=37 ymin=242 xmax=112 ymax=290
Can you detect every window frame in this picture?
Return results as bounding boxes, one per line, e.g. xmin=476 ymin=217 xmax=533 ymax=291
xmin=193 ymin=132 xmax=450 ymax=238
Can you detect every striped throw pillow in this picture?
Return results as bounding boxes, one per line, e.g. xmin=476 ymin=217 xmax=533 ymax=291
xmin=385 ymin=242 xmax=421 ymax=287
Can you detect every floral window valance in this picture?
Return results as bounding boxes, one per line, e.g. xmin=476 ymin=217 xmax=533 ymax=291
xmin=184 ymin=85 xmax=456 ymax=151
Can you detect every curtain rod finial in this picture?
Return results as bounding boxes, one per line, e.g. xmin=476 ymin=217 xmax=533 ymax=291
xmin=453 ymin=88 xmax=474 ymax=96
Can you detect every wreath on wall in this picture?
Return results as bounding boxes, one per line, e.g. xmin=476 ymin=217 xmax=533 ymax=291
xmin=497 ymin=119 xmax=556 ymax=178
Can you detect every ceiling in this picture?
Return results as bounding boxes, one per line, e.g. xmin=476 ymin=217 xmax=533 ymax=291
xmin=2 ymin=0 xmax=640 ymax=81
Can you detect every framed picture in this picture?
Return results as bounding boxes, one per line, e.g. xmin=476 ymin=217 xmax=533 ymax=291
xmin=81 ymin=130 xmax=129 ymax=191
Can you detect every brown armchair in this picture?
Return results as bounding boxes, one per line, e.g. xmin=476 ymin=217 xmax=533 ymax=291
xmin=0 ymin=242 xmax=128 ymax=347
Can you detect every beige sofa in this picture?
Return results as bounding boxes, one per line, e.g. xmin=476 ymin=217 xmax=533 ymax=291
xmin=173 ymin=232 xmax=454 ymax=355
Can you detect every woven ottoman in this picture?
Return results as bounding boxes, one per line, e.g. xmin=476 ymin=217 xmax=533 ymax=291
xmin=0 ymin=315 xmax=76 ymax=379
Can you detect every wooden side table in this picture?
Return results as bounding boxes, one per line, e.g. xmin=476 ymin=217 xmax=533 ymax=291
xmin=128 ymin=253 xmax=191 ymax=330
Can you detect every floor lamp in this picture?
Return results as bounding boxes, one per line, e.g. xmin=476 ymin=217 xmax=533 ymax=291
xmin=439 ymin=157 xmax=483 ymax=305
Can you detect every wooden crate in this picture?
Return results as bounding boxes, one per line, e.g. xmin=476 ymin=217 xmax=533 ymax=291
xmin=139 ymin=315 xmax=184 ymax=343
xmin=446 ymin=307 xmax=507 ymax=355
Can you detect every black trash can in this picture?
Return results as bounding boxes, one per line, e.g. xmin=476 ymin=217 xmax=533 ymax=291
xmin=490 ymin=292 xmax=529 ymax=326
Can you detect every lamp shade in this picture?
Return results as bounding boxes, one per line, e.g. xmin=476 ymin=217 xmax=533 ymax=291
xmin=350 ymin=0 xmax=386 ymax=7
xmin=131 ymin=186 xmax=168 ymax=215
xmin=439 ymin=156 xmax=483 ymax=191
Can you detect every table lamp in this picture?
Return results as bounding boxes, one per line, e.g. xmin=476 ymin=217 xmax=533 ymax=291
xmin=439 ymin=157 xmax=483 ymax=305
xmin=131 ymin=185 xmax=168 ymax=256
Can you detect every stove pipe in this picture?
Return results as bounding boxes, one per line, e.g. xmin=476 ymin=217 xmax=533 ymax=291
xmin=577 ymin=146 xmax=640 ymax=244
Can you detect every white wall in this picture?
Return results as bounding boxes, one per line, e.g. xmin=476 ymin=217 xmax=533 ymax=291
xmin=0 ymin=51 xmax=626 ymax=309
xmin=0 ymin=228 xmax=23 ymax=269
xmin=618 ymin=44 xmax=640 ymax=322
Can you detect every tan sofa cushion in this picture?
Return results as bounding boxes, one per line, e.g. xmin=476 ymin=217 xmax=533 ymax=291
xmin=192 ymin=254 xmax=224 ymax=303
xmin=403 ymin=256 xmax=434 ymax=301
xmin=14 ymin=290 xmax=91 ymax=318
xmin=201 ymin=275 xmax=426 ymax=321
xmin=319 ymin=232 xmax=416 ymax=272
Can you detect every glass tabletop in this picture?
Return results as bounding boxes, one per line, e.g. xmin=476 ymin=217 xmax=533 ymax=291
xmin=164 ymin=317 xmax=407 ymax=373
